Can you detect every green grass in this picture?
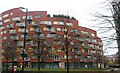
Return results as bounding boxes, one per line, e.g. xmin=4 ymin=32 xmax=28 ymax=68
xmin=17 ymin=68 xmax=104 ymax=71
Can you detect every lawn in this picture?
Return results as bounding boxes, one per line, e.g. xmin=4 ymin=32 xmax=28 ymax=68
xmin=17 ymin=68 xmax=104 ymax=71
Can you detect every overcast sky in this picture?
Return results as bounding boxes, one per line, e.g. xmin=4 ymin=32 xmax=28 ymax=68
xmin=0 ymin=0 xmax=105 ymax=26
xmin=0 ymin=0 xmax=118 ymax=55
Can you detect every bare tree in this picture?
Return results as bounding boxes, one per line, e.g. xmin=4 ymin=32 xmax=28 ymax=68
xmin=91 ymin=0 xmax=120 ymax=65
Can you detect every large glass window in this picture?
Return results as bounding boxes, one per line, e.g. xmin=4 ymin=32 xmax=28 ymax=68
xmin=10 ymin=13 xmax=13 ymax=15
xmin=54 ymin=55 xmax=59 ymax=60
xmin=43 ymin=27 xmax=48 ymax=31
xmin=18 ymin=28 xmax=28 ymax=33
xmin=34 ymin=15 xmax=41 ymax=18
xmin=16 ymin=22 xmax=25 ymax=27
xmin=12 ymin=17 xmax=20 ymax=21
xmin=91 ymin=33 xmax=95 ymax=37
xmin=9 ymin=29 xmax=16 ymax=34
xmin=1 ymin=31 xmax=6 ymax=34
xmin=40 ymin=21 xmax=51 ymax=25
xmin=47 ymin=34 xmax=56 ymax=38
xmin=22 ymin=15 xmax=33 ymax=19
xmin=3 ymin=14 xmax=9 ymax=18
xmin=4 ymin=19 xmax=10 ymax=23
xmin=10 ymin=35 xmax=19 ymax=40
xmin=57 ymin=27 xmax=64 ymax=31
xmin=2 ymin=36 xmax=7 ymax=40
xmin=32 ymin=21 xmax=38 ymax=26
xmin=40 ymin=34 xmax=45 ymax=38
xmin=50 ymin=27 xmax=55 ymax=32
xmin=6 ymin=24 xmax=14 ymax=28
xmin=30 ymin=27 xmax=38 ymax=31
xmin=22 ymin=16 xmax=26 ymax=19
xmin=28 ymin=15 xmax=33 ymax=19
xmin=66 ymin=22 xmax=73 ymax=26
xmin=17 ymin=41 xmax=24 ymax=46
xmin=20 ymin=34 xmax=24 ymax=38
xmin=53 ymin=21 xmax=64 ymax=25
xmin=61 ymin=55 xmax=65 ymax=59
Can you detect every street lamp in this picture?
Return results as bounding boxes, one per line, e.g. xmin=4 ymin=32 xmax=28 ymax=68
xmin=19 ymin=7 xmax=28 ymax=73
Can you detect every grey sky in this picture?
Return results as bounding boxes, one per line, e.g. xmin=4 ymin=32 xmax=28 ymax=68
xmin=0 ymin=0 xmax=117 ymax=55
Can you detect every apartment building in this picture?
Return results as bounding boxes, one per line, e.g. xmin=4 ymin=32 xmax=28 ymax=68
xmin=0 ymin=8 xmax=103 ymax=68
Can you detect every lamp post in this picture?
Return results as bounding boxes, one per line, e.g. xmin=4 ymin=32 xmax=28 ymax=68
xmin=19 ymin=7 xmax=28 ymax=73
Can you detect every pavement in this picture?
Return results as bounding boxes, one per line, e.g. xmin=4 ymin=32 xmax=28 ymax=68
xmin=103 ymin=68 xmax=120 ymax=72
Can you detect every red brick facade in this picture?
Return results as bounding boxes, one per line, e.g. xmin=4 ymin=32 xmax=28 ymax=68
xmin=0 ymin=8 xmax=103 ymax=68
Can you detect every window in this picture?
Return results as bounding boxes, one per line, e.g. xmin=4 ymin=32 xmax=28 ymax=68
xmin=2 ymin=36 xmax=7 ymax=40
xmin=66 ymin=22 xmax=73 ymax=26
xmin=44 ymin=27 xmax=54 ymax=32
xmin=4 ymin=19 xmax=10 ymax=23
xmin=53 ymin=21 xmax=59 ymax=25
xmin=61 ymin=48 xmax=65 ymax=52
xmin=57 ymin=28 xmax=61 ymax=31
xmin=20 ymin=34 xmax=24 ymax=38
xmin=40 ymin=21 xmax=51 ymax=25
xmin=47 ymin=34 xmax=55 ymax=38
xmin=54 ymin=55 xmax=59 ymax=60
xmin=82 ymin=49 xmax=85 ymax=53
xmin=50 ymin=27 xmax=55 ymax=32
xmin=92 ymin=39 xmax=96 ymax=43
xmin=34 ymin=15 xmax=41 ymax=18
xmin=18 ymin=28 xmax=22 ymax=32
xmin=32 ymin=21 xmax=38 ymax=25
xmin=47 ymin=21 xmax=52 ymax=25
xmin=3 ymin=31 xmax=6 ymax=34
xmin=10 ymin=13 xmax=13 ymax=15
xmin=57 ymin=27 xmax=64 ymax=31
xmin=31 ymin=21 xmax=38 ymax=26
xmin=6 ymin=24 xmax=14 ymax=28
xmin=12 ymin=17 xmax=20 ymax=21
xmin=61 ymin=55 xmax=65 ymax=59
xmin=30 ymin=27 xmax=34 ymax=31
xmin=59 ymin=21 xmax=64 ymax=25
xmin=9 ymin=29 xmax=16 ymax=34
xmin=22 ymin=16 xmax=26 ymax=19
xmin=91 ymin=33 xmax=95 ymax=37
xmin=53 ymin=21 xmax=64 ymax=25
xmin=17 ymin=41 xmax=24 ymax=46
xmin=40 ymin=21 xmax=44 ymax=24
xmin=22 ymin=15 xmax=33 ymax=19
xmin=18 ymin=28 xmax=28 ymax=33
xmin=10 ymin=35 xmax=18 ymax=40
xmin=40 ymin=34 xmax=45 ymax=38
xmin=3 ymin=14 xmax=9 ymax=18
xmin=81 ymin=31 xmax=86 ymax=34
xmin=26 ymin=41 xmax=31 ymax=45
xmin=70 ymin=28 xmax=75 ymax=32
xmin=16 ymin=22 xmax=25 ymax=27
xmin=32 ymin=55 xmax=37 ymax=59
xmin=43 ymin=27 xmax=48 ymax=31
xmin=68 ymin=56 xmax=72 ymax=59
xmin=28 ymin=15 xmax=32 ymax=19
